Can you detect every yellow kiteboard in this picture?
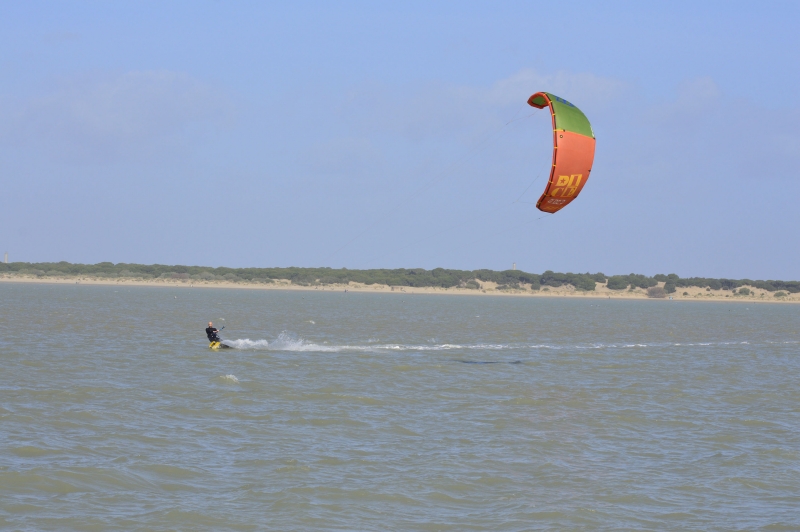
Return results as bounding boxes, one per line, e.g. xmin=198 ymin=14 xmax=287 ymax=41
xmin=209 ymin=341 xmax=231 ymax=350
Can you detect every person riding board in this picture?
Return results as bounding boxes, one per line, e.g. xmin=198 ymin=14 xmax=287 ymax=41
xmin=206 ymin=322 xmax=222 ymax=343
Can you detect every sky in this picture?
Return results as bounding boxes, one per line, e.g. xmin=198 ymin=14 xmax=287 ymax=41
xmin=1 ymin=1 xmax=798 ymax=279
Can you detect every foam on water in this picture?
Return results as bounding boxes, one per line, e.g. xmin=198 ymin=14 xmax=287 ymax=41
xmin=224 ymin=339 xmax=271 ymax=349
xmin=222 ymin=334 xmax=767 ymax=354
xmin=220 ymin=374 xmax=239 ymax=383
xmin=225 ymin=332 xmax=524 ymax=353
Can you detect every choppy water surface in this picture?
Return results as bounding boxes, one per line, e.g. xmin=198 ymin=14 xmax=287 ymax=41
xmin=1 ymin=284 xmax=799 ymax=530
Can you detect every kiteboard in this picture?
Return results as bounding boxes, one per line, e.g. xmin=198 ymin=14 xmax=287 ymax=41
xmin=209 ymin=341 xmax=232 ymax=350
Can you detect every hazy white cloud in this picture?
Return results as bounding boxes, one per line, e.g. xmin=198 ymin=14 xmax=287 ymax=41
xmin=339 ymin=68 xmax=628 ymax=142
xmin=629 ymin=76 xmax=800 ymax=183
xmin=646 ymin=76 xmax=723 ymax=122
xmin=485 ymin=68 xmax=629 ymax=108
xmin=0 ymin=70 xmax=234 ymax=164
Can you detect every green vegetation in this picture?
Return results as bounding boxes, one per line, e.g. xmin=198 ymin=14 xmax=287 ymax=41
xmin=664 ymin=274 xmax=678 ymax=293
xmin=1 ymin=261 xmax=798 ymax=295
xmin=537 ymin=270 xmax=600 ymax=291
xmin=672 ymin=276 xmax=800 ymax=293
xmin=606 ymin=276 xmax=629 ymax=290
xmin=607 ymin=273 xmax=662 ymax=290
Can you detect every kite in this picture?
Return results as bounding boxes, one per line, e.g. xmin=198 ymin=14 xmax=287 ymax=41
xmin=527 ymin=92 xmax=595 ymax=213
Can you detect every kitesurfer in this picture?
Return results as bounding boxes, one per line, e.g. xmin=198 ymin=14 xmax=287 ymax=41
xmin=206 ymin=322 xmax=222 ymax=343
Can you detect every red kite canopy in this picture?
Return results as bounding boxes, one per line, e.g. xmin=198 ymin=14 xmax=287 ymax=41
xmin=527 ymin=92 xmax=596 ymax=213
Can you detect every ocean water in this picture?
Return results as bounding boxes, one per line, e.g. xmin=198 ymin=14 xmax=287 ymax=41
xmin=1 ymin=283 xmax=799 ymax=531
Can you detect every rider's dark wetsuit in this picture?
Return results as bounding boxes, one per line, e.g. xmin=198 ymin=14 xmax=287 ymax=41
xmin=206 ymin=327 xmax=220 ymax=342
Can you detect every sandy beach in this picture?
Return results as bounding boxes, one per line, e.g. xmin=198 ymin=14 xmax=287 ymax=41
xmin=1 ymin=274 xmax=796 ymax=303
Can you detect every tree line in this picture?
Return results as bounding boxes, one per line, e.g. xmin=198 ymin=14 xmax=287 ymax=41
xmin=1 ymin=262 xmax=797 ymax=294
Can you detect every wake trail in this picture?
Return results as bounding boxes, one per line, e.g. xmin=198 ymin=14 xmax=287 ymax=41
xmin=219 ymin=333 xmax=770 ymax=353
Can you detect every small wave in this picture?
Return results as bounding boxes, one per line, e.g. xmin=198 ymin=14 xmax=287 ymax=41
xmin=220 ymin=374 xmax=239 ymax=383
xmin=458 ymin=360 xmax=523 ymax=365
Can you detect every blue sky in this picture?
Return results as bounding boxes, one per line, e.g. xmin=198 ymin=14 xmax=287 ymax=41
xmin=1 ymin=1 xmax=798 ymax=279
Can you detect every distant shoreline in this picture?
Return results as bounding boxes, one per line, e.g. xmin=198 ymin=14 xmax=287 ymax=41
xmin=2 ymin=275 xmax=797 ymax=304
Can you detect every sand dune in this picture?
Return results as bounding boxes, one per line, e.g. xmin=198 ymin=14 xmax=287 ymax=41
xmin=1 ymin=274 xmax=796 ymax=303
